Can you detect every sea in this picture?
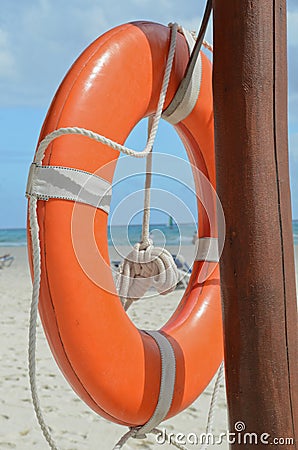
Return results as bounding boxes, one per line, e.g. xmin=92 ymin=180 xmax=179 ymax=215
xmin=1 ymin=221 xmax=298 ymax=247
xmin=0 ymin=223 xmax=196 ymax=247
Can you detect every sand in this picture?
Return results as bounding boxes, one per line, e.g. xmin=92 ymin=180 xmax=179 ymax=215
xmin=1 ymin=244 xmax=297 ymax=450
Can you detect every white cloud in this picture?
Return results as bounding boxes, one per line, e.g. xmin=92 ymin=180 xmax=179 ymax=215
xmin=0 ymin=29 xmax=16 ymax=79
xmin=0 ymin=0 xmax=207 ymax=107
xmin=0 ymin=0 xmax=296 ymax=111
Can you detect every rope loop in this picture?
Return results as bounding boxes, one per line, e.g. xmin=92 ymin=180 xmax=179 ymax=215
xmin=113 ymin=361 xmax=224 ymax=450
xmin=28 ymin=22 xmax=179 ymax=450
xmin=34 ymin=23 xmax=178 ymax=165
xmin=117 ymin=243 xmax=179 ymax=310
xmin=27 ymin=13 xmax=223 ymax=450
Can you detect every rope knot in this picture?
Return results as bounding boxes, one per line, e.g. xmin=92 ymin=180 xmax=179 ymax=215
xmin=117 ymin=242 xmax=179 ymax=310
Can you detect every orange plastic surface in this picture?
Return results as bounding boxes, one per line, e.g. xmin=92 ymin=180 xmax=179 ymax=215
xmin=27 ymin=21 xmax=223 ymax=426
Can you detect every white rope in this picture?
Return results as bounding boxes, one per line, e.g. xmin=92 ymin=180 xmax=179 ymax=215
xmin=117 ymin=244 xmax=179 ymax=310
xmin=28 ymin=22 xmax=178 ymax=450
xmin=113 ymin=362 xmax=225 ymax=450
xmin=117 ymin=115 xmax=179 ymax=310
xmin=28 ymin=197 xmax=59 ymax=450
xmin=163 ymin=27 xmax=202 ymax=125
xmin=116 ymin=112 xmax=179 ymax=311
xmin=34 ymin=24 xmax=178 ymax=165
xmin=199 ymin=361 xmax=224 ymax=450
xmin=32 ymin=23 xmax=180 ymax=310
xmin=27 ymin=19 xmax=223 ymax=450
xmin=140 ymin=116 xmax=154 ymax=248
xmin=203 ymin=40 xmax=213 ymax=53
xmin=187 ymin=30 xmax=213 ymax=52
xmin=113 ymin=428 xmax=189 ymax=450
xmin=152 ymin=429 xmax=190 ymax=450
xmin=113 ymin=428 xmax=137 ymax=450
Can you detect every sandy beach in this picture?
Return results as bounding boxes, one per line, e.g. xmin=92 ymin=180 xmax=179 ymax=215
xmin=1 ymin=244 xmax=297 ymax=450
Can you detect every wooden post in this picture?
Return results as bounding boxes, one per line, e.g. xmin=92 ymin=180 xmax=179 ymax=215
xmin=213 ymin=1 xmax=298 ymax=448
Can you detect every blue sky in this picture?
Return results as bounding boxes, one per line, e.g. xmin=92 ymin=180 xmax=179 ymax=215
xmin=0 ymin=0 xmax=297 ymax=228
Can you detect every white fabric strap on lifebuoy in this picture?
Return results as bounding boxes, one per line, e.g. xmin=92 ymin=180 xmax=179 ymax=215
xmin=162 ymin=27 xmax=202 ymax=125
xmin=26 ymin=163 xmax=112 ymax=213
xmin=27 ymin=25 xmax=179 ymax=450
xmin=195 ymin=237 xmax=219 ymax=262
xmin=132 ymin=330 xmax=176 ymax=438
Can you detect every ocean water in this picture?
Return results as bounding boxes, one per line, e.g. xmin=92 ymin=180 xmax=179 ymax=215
xmin=294 ymin=220 xmax=298 ymax=245
xmin=109 ymin=223 xmax=195 ymax=247
xmin=0 ymin=228 xmax=28 ymax=246
xmin=1 ymin=221 xmax=298 ymax=247
xmin=0 ymin=223 xmax=196 ymax=247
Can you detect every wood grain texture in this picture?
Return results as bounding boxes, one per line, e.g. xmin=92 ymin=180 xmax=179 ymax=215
xmin=213 ymin=1 xmax=298 ymax=448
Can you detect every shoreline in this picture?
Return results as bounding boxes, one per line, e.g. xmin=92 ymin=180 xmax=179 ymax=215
xmin=1 ymin=243 xmax=297 ymax=292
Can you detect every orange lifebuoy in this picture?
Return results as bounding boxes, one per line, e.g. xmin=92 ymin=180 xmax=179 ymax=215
xmin=28 ymin=21 xmax=223 ymax=426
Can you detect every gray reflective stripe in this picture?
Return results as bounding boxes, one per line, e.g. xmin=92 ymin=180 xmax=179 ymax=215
xmin=26 ymin=163 xmax=111 ymax=213
xmin=162 ymin=27 xmax=202 ymax=125
xmin=195 ymin=237 xmax=219 ymax=262
xmin=135 ymin=330 xmax=176 ymax=437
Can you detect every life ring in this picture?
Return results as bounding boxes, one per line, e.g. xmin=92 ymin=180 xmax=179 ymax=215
xmin=27 ymin=21 xmax=223 ymax=427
